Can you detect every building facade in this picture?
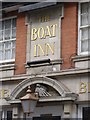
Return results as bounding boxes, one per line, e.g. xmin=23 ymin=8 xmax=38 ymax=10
xmin=0 ymin=1 xmax=90 ymax=120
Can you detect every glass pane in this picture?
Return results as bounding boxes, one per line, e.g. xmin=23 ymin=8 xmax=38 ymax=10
xmin=89 ymin=40 xmax=90 ymax=52
xmin=81 ymin=40 xmax=88 ymax=52
xmin=21 ymin=100 xmax=30 ymax=113
xmin=5 ymin=42 xmax=11 ymax=49
xmin=5 ymin=29 xmax=11 ymax=40
xmin=2 ymin=21 xmax=4 ymax=30
xmin=0 ymin=51 xmax=2 ymax=60
xmin=12 ymin=28 xmax=16 ymax=38
xmin=81 ymin=28 xmax=88 ymax=40
xmin=83 ymin=107 xmax=90 ymax=120
xmin=7 ymin=111 xmax=12 ymax=120
xmin=0 ymin=21 xmax=4 ymax=30
xmin=30 ymin=100 xmax=37 ymax=113
xmin=81 ymin=14 xmax=88 ymax=26
xmin=0 ymin=42 xmax=4 ymax=50
xmin=0 ymin=21 xmax=2 ymax=30
xmin=5 ymin=50 xmax=11 ymax=60
xmin=12 ymin=49 xmax=15 ymax=59
xmin=0 ymin=111 xmax=2 ymax=120
xmin=0 ymin=43 xmax=1 ymax=50
xmin=89 ymin=28 xmax=90 ymax=39
xmin=2 ymin=52 xmax=4 ymax=60
xmin=12 ymin=41 xmax=16 ymax=48
xmin=5 ymin=19 xmax=11 ymax=29
xmin=0 ymin=31 xmax=3 ymax=40
xmin=81 ymin=3 xmax=88 ymax=14
xmin=12 ymin=18 xmax=16 ymax=28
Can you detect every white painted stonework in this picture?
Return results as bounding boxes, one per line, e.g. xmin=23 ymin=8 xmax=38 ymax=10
xmin=27 ymin=5 xmax=63 ymax=62
xmin=26 ymin=105 xmax=63 ymax=118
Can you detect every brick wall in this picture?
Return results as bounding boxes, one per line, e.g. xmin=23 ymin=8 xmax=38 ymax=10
xmin=6 ymin=11 xmax=18 ymax=17
xmin=61 ymin=3 xmax=78 ymax=70
xmin=14 ymin=12 xmax=27 ymax=75
xmin=6 ymin=11 xmax=27 ymax=75
xmin=6 ymin=3 xmax=78 ymax=75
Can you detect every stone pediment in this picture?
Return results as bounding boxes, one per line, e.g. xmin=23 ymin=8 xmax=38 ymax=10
xmin=6 ymin=76 xmax=78 ymax=102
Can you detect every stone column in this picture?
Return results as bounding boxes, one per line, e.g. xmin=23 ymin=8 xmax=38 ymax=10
xmin=63 ymin=103 xmax=78 ymax=119
xmin=13 ymin=106 xmax=19 ymax=119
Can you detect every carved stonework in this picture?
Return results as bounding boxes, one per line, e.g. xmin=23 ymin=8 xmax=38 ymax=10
xmin=35 ymin=83 xmax=60 ymax=97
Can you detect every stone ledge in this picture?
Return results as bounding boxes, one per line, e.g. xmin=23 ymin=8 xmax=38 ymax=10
xmin=0 ymin=60 xmax=16 ymax=71
xmin=0 ymin=59 xmax=15 ymax=65
xmin=46 ymin=68 xmax=89 ymax=77
xmin=0 ymin=67 xmax=89 ymax=81
xmin=8 ymin=95 xmax=77 ymax=104
xmin=24 ymin=58 xmax=64 ymax=68
xmin=0 ymin=64 xmax=16 ymax=71
xmin=72 ymin=55 xmax=90 ymax=62
xmin=72 ymin=55 xmax=90 ymax=69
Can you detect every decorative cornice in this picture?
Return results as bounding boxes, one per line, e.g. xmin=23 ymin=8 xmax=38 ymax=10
xmin=72 ymin=55 xmax=90 ymax=62
xmin=0 ymin=60 xmax=16 ymax=71
xmin=8 ymin=95 xmax=78 ymax=104
xmin=0 ymin=64 xmax=16 ymax=71
xmin=24 ymin=59 xmax=64 ymax=68
xmin=0 ymin=67 xmax=89 ymax=81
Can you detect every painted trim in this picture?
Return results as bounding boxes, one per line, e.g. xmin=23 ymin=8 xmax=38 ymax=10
xmin=78 ymin=104 xmax=89 ymax=118
xmin=78 ymin=2 xmax=81 ymax=55
xmin=0 ymin=59 xmax=15 ymax=64
xmin=78 ymin=2 xmax=90 ymax=55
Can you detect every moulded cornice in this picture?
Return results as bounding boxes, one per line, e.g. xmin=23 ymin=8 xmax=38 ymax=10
xmin=0 ymin=67 xmax=90 ymax=81
xmin=72 ymin=55 xmax=90 ymax=62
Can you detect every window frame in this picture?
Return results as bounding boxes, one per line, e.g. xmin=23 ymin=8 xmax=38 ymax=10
xmin=0 ymin=16 xmax=17 ymax=63
xmin=78 ymin=2 xmax=90 ymax=55
xmin=78 ymin=104 xmax=89 ymax=118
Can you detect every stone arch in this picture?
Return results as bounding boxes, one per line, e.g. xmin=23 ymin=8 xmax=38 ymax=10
xmin=9 ymin=76 xmax=70 ymax=100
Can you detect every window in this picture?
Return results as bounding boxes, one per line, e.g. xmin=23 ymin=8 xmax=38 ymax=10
xmin=0 ymin=111 xmax=2 ymax=119
xmin=33 ymin=116 xmax=61 ymax=120
xmin=0 ymin=17 xmax=16 ymax=61
xmin=83 ymin=107 xmax=90 ymax=120
xmin=78 ymin=2 xmax=90 ymax=55
xmin=7 ymin=111 xmax=12 ymax=120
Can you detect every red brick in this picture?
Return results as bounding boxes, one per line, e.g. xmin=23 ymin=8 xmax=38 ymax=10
xmin=14 ymin=12 xmax=27 ymax=75
xmin=61 ymin=3 xmax=78 ymax=70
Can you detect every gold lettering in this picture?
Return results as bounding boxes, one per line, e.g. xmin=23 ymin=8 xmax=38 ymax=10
xmin=39 ymin=17 xmax=41 ymax=22
xmin=2 ymin=89 xmax=8 ymax=99
xmin=41 ymin=16 xmax=44 ymax=22
xmin=39 ymin=15 xmax=50 ymax=22
xmin=38 ymin=27 xmax=44 ymax=39
xmin=79 ymin=82 xmax=87 ymax=93
xmin=31 ymin=28 xmax=37 ymax=40
xmin=44 ymin=26 xmax=52 ymax=38
xmin=38 ymin=44 xmax=45 ymax=56
xmin=44 ymin=16 xmax=47 ymax=22
xmin=51 ymin=24 xmax=57 ymax=37
xmin=34 ymin=45 xmax=37 ymax=57
xmin=0 ymin=90 xmax=1 ymax=98
xmin=46 ymin=42 xmax=55 ymax=56
xmin=47 ymin=14 xmax=50 ymax=21
xmin=42 ymin=16 xmax=46 ymax=22
xmin=88 ymin=83 xmax=90 ymax=93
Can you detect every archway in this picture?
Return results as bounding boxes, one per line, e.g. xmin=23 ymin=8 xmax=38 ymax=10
xmin=9 ymin=76 xmax=70 ymax=100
